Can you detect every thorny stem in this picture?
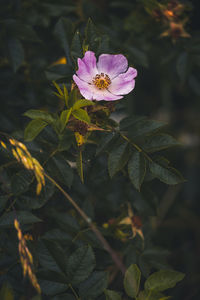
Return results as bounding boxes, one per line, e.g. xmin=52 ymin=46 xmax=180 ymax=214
xmin=44 ymin=172 xmax=126 ymax=275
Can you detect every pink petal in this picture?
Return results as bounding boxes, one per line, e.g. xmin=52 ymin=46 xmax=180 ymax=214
xmin=97 ymin=54 xmax=128 ymax=79
xmin=73 ymin=75 xmax=123 ymax=101
xmin=76 ymin=51 xmax=98 ymax=83
xmin=108 ymin=67 xmax=137 ymax=95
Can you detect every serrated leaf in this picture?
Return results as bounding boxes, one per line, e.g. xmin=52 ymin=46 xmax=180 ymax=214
xmin=7 ymin=37 xmax=24 ymax=72
xmin=142 ymin=134 xmax=181 ymax=153
xmin=123 ymin=264 xmax=141 ymax=298
xmin=39 ymin=280 xmax=67 ymax=296
xmin=149 ymin=161 xmax=184 ymax=185
xmin=128 ymin=151 xmax=146 ymax=190
xmin=129 ymin=119 xmax=166 ymax=139
xmin=11 ymin=169 xmax=32 ymax=195
xmin=96 ymin=132 xmax=116 ymax=156
xmin=67 ymin=245 xmax=95 ymax=285
xmin=72 ymin=109 xmax=90 ymax=123
xmin=104 ymin=289 xmax=122 ymax=300
xmin=24 ymin=110 xmax=55 ymax=123
xmin=84 ymin=18 xmax=100 ymax=51
xmin=43 ymin=239 xmax=67 ymax=274
xmin=78 ymin=271 xmax=108 ymax=299
xmin=0 ymin=211 xmax=42 ymax=228
xmin=71 ymin=30 xmax=83 ymax=60
xmin=108 ymin=142 xmax=129 ymax=177
xmin=37 ymin=269 xmax=68 ymax=284
xmin=54 ymin=17 xmax=73 ymax=65
xmin=72 ymin=99 xmax=94 ymax=110
xmin=144 ymin=269 xmax=185 ymax=292
xmin=120 ymin=116 xmax=146 ymax=131
xmin=24 ymin=119 xmax=48 ymax=141
xmin=47 ymin=154 xmax=73 ymax=188
xmin=60 ymin=109 xmax=72 ymax=132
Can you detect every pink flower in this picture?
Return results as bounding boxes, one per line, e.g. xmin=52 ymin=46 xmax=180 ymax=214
xmin=73 ymin=51 xmax=137 ymax=101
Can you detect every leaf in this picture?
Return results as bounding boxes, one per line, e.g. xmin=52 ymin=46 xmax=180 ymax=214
xmin=149 ymin=161 xmax=184 ymax=185
xmin=78 ymin=271 xmax=108 ymax=299
xmin=60 ymin=109 xmax=72 ymax=132
xmin=71 ymin=30 xmax=83 ymax=60
xmin=63 ymin=84 xmax=69 ymax=106
xmin=0 ymin=211 xmax=42 ymax=228
xmin=46 ymin=154 xmax=74 ymax=188
xmin=67 ymin=245 xmax=95 ymax=285
xmin=142 ymin=134 xmax=181 ymax=153
xmin=24 ymin=110 xmax=54 ymax=123
xmin=54 ymin=17 xmax=73 ymax=65
xmin=24 ymin=119 xmax=48 ymax=141
xmin=72 ymin=109 xmax=90 ymax=123
xmin=120 ymin=116 xmax=146 ymax=131
xmin=84 ymin=18 xmax=100 ymax=51
xmin=129 ymin=119 xmax=166 ymax=139
xmin=43 ymin=239 xmax=67 ymax=274
xmin=104 ymin=290 xmax=122 ymax=300
xmin=52 ymin=81 xmax=64 ymax=97
xmin=37 ymin=269 xmax=68 ymax=284
xmin=123 ymin=264 xmax=141 ymax=298
xmin=108 ymin=142 xmax=129 ymax=177
xmin=11 ymin=169 xmax=33 ymax=195
xmin=52 ymin=294 xmax=76 ymax=300
xmin=176 ymin=52 xmax=188 ymax=83
xmin=128 ymin=151 xmax=146 ymax=191
xmin=96 ymin=132 xmax=117 ymax=155
xmin=39 ymin=280 xmax=68 ymax=296
xmin=7 ymin=37 xmax=24 ymax=72
xmin=144 ymin=269 xmax=185 ymax=292
xmin=72 ymin=99 xmax=94 ymax=110
xmin=137 ymin=290 xmax=170 ymax=300
xmin=51 ymin=212 xmax=80 ymax=234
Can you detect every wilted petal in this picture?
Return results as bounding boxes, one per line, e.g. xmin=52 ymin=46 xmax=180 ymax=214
xmin=108 ymin=67 xmax=137 ymax=95
xmin=73 ymin=75 xmax=122 ymax=101
xmin=97 ymin=54 xmax=128 ymax=79
xmin=76 ymin=51 xmax=98 ymax=82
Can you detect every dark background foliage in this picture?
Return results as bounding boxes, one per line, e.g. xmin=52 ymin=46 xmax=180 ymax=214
xmin=0 ymin=0 xmax=200 ymax=299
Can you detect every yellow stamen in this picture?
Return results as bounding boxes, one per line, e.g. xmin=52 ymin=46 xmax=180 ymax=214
xmin=93 ymin=73 xmax=111 ymax=90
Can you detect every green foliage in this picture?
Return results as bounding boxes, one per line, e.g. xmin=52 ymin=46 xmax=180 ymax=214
xmin=0 ymin=0 xmax=194 ymax=299
xmin=124 ymin=264 xmax=141 ymax=298
xmin=144 ymin=269 xmax=185 ymax=292
xmin=66 ymin=245 xmax=95 ymax=284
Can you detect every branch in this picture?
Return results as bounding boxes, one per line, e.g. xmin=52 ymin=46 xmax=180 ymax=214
xmin=44 ymin=172 xmax=126 ymax=275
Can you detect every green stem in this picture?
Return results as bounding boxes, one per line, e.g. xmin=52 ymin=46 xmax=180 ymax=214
xmin=68 ymin=284 xmax=80 ymax=300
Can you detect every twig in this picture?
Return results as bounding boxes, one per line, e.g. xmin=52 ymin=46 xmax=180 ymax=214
xmin=44 ymin=172 xmax=126 ymax=275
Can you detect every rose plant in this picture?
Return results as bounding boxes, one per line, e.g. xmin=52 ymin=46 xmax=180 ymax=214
xmin=0 ymin=16 xmax=186 ymax=300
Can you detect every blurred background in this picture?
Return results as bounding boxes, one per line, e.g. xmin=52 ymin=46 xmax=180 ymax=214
xmin=0 ymin=0 xmax=199 ymax=299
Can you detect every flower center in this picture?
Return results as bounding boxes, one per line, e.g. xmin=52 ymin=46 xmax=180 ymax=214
xmin=93 ymin=73 xmax=111 ymax=90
